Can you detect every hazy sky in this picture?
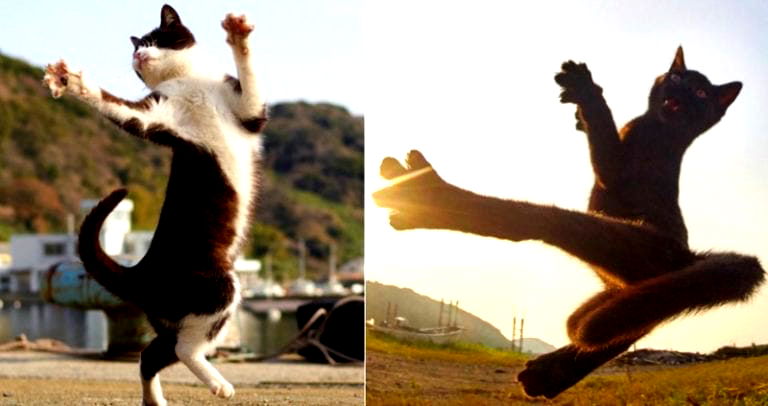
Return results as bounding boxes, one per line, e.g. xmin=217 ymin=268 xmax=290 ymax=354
xmin=0 ymin=1 xmax=363 ymax=113
xmin=365 ymin=1 xmax=768 ymax=353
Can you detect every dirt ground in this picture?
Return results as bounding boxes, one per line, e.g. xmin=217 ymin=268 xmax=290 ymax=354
xmin=0 ymin=378 xmax=363 ymax=405
xmin=0 ymin=351 xmax=363 ymax=405
xmin=367 ymin=342 xmax=768 ymax=405
xmin=365 ymin=345 xmax=670 ymax=405
xmin=366 ymin=347 xmax=526 ymax=404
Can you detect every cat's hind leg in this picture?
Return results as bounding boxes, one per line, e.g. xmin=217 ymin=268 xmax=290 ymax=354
xmin=140 ymin=334 xmax=179 ymax=406
xmin=517 ymin=342 xmax=632 ymax=399
xmin=175 ymin=314 xmax=235 ymax=399
xmin=565 ymin=289 xmax=621 ymax=340
xmin=571 ymin=253 xmax=765 ymax=349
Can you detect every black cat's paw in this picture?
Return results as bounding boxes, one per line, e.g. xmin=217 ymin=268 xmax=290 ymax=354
xmin=517 ymin=347 xmax=579 ymax=399
xmin=373 ymin=150 xmax=457 ymax=230
xmin=518 ymin=343 xmax=631 ymax=399
xmin=555 ymin=61 xmax=600 ymax=104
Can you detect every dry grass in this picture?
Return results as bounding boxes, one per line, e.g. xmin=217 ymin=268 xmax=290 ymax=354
xmin=366 ymin=330 xmax=527 ymax=366
xmin=558 ymin=357 xmax=768 ymax=405
xmin=367 ymin=331 xmax=768 ymax=405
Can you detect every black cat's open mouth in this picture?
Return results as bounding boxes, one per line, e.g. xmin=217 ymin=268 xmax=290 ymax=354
xmin=663 ymin=97 xmax=681 ymax=113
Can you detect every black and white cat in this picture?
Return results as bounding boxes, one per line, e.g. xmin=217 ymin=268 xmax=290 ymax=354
xmin=43 ymin=5 xmax=265 ymax=405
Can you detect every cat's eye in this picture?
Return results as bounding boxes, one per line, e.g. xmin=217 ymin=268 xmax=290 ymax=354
xmin=696 ymin=89 xmax=707 ymax=98
xmin=669 ymin=73 xmax=681 ymax=83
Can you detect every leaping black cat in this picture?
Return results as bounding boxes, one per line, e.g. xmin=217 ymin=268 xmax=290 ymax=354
xmin=374 ymin=47 xmax=765 ymax=398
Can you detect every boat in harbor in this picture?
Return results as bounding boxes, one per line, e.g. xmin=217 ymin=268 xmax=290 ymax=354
xmin=368 ymin=316 xmax=464 ymax=344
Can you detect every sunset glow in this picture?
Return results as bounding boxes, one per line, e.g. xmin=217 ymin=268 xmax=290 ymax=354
xmin=365 ymin=1 xmax=768 ymax=353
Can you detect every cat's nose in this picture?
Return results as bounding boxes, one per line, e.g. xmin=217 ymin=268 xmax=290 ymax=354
xmin=133 ymin=52 xmax=148 ymax=67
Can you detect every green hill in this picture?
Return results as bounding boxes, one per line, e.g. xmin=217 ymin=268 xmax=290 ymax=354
xmin=0 ymin=53 xmax=362 ymax=279
xmin=366 ymin=281 xmax=555 ymax=354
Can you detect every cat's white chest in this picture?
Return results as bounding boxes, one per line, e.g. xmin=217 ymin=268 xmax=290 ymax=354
xmin=157 ymin=78 xmax=262 ymax=257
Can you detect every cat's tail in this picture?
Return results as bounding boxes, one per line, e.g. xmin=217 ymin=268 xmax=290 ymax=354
xmin=78 ymin=188 xmax=133 ymax=299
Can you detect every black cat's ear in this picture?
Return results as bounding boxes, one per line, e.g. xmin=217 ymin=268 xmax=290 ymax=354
xmin=161 ymin=4 xmax=182 ymax=27
xmin=717 ymin=82 xmax=742 ymax=109
xmin=670 ymin=46 xmax=686 ymax=72
xmin=130 ymin=36 xmax=141 ymax=49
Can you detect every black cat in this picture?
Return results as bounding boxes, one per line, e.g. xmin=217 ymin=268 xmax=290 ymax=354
xmin=374 ymin=47 xmax=764 ymax=398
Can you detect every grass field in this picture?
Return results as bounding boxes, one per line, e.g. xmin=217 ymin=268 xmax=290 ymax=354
xmin=366 ymin=331 xmax=768 ymax=405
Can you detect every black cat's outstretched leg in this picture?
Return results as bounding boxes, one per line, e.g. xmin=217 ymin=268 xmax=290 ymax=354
xmin=566 ymin=289 xmax=621 ymax=338
xmin=374 ymin=151 xmax=696 ymax=283
xmin=140 ymin=334 xmax=179 ymax=406
xmin=572 ymin=253 xmax=765 ymax=348
xmin=555 ymin=61 xmax=622 ymax=187
xmin=517 ymin=342 xmax=632 ymax=399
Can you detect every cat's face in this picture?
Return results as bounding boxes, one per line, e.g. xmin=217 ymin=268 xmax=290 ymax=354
xmin=649 ymin=47 xmax=742 ymax=134
xmin=130 ymin=5 xmax=196 ymax=88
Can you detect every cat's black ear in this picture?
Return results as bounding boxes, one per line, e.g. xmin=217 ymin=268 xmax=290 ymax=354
xmin=717 ymin=82 xmax=742 ymax=109
xmin=130 ymin=36 xmax=141 ymax=49
xmin=670 ymin=46 xmax=686 ymax=72
xmin=161 ymin=4 xmax=182 ymax=27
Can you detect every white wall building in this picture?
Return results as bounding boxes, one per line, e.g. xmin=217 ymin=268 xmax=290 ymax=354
xmin=9 ymin=198 xmax=139 ymax=293
xmin=9 ymin=234 xmax=77 ymax=293
xmin=8 ymin=197 xmax=261 ymax=294
xmin=80 ymin=198 xmax=134 ymax=256
xmin=0 ymin=243 xmax=12 ymax=292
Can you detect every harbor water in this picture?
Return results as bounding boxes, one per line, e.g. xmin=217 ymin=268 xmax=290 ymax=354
xmin=0 ymin=301 xmax=298 ymax=355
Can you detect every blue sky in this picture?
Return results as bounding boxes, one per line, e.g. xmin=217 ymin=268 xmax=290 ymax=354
xmin=366 ymin=1 xmax=768 ymax=352
xmin=0 ymin=1 xmax=363 ymax=113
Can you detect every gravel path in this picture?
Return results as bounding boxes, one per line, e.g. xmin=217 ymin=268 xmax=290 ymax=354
xmin=0 ymin=351 xmax=363 ymax=405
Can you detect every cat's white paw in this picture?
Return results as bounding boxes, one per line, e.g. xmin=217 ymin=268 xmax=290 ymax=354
xmin=222 ymin=13 xmax=253 ymax=55
xmin=211 ymin=380 xmax=235 ymax=399
xmin=43 ymin=60 xmax=90 ymax=99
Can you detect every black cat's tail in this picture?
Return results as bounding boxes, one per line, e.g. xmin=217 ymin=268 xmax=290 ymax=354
xmin=78 ymin=188 xmax=133 ymax=299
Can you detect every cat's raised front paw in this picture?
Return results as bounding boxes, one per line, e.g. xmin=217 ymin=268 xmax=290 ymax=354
xmin=555 ymin=61 xmax=600 ymax=104
xmin=222 ymin=13 xmax=253 ymax=55
xmin=43 ymin=60 xmax=89 ymax=99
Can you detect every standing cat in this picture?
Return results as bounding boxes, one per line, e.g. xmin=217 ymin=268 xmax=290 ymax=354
xmin=43 ymin=5 xmax=266 ymax=405
xmin=374 ymin=47 xmax=764 ymax=398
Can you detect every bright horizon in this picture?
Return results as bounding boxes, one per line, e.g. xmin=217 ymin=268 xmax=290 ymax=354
xmin=365 ymin=1 xmax=768 ymax=353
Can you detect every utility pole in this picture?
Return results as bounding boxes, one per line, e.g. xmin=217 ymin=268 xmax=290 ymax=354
xmin=328 ymin=243 xmax=337 ymax=285
xmin=393 ymin=304 xmax=399 ymax=326
xmin=512 ymin=317 xmax=517 ymax=352
xmin=438 ymin=299 xmax=444 ymax=327
xmin=453 ymin=301 xmax=460 ymax=327
xmin=298 ymin=238 xmax=306 ymax=280
xmin=265 ymin=254 xmax=273 ymax=281
xmin=519 ymin=318 xmax=525 ymax=353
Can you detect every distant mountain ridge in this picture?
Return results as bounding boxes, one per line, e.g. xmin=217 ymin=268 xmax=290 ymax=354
xmin=366 ymin=281 xmax=555 ymax=354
